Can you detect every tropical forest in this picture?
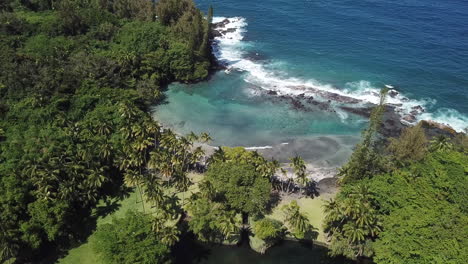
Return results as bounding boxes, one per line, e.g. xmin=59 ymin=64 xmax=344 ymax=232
xmin=0 ymin=0 xmax=466 ymax=264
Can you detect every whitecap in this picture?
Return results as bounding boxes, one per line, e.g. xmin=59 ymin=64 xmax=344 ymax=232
xmin=244 ymin=146 xmax=273 ymax=150
xmin=211 ymin=17 xmax=468 ymax=133
xmin=418 ymin=108 xmax=468 ymax=133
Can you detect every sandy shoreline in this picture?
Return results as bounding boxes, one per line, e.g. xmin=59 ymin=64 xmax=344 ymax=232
xmin=194 ymin=135 xmax=351 ymax=196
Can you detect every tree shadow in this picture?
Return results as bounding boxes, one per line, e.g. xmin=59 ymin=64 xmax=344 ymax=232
xmin=303 ymin=180 xmax=320 ymax=198
xmin=265 ymin=191 xmax=282 ymax=214
xmin=173 ymin=232 xmax=211 ymax=264
xmin=94 ymin=199 xmax=122 ymax=218
xmin=304 ymin=227 xmax=319 ymax=241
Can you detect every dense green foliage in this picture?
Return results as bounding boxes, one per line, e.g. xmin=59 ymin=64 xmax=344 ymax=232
xmin=323 ymin=185 xmax=381 ymax=259
xmin=338 ymin=89 xmax=388 ymax=184
xmin=205 ymin=161 xmax=271 ymax=216
xmin=252 ymin=218 xmax=285 ymax=244
xmin=387 ymin=123 xmax=428 ymax=163
xmin=187 ymin=197 xmax=239 ymax=243
xmin=0 ymin=1 xmax=213 ymax=262
xmin=370 ymin=150 xmax=467 ymax=264
xmin=325 ymin=92 xmax=468 ymax=263
xmin=188 ymin=147 xmax=279 ymax=244
xmin=92 ymin=210 xmax=170 ymax=264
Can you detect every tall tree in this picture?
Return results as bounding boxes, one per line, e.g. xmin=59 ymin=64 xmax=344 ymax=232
xmin=339 ymin=88 xmax=388 ymax=183
xmin=289 ymin=155 xmax=308 ymax=193
xmin=323 ymin=184 xmax=381 ymax=260
xmin=282 ymin=200 xmax=317 ymax=240
xmin=92 ymin=211 xmax=171 ymax=264
xmin=387 ymin=122 xmax=427 ymax=163
xmin=205 ymin=161 xmax=271 ymax=218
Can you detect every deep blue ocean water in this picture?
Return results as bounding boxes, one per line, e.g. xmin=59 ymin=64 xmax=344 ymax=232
xmin=154 ymin=0 xmax=468 ymax=147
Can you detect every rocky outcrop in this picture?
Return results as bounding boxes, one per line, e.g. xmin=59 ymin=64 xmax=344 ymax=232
xmin=339 ymin=106 xmax=372 ymax=118
xmin=212 ymin=18 xmax=235 ymax=38
xmin=210 ymin=19 xmax=462 ymax=140
xmin=420 ymin=120 xmax=458 ymax=138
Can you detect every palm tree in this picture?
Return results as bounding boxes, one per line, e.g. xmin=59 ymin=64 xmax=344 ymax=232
xmin=323 ymin=183 xmax=381 ymax=259
xmin=87 ymin=168 xmax=106 ymax=189
xmin=0 ymin=230 xmax=19 ymax=264
xmin=199 ymin=132 xmax=212 ymax=143
xmin=218 ymin=213 xmax=238 ymax=240
xmin=430 ymin=135 xmax=453 ymax=152
xmin=159 ymin=225 xmax=181 ymax=246
xmin=208 ymin=147 xmax=226 ymax=164
xmin=343 ymin=223 xmax=366 ymax=243
xmin=198 ymin=180 xmax=215 ymax=199
xmin=282 ymin=200 xmax=314 ymax=239
xmin=290 ymin=155 xmax=309 ymax=193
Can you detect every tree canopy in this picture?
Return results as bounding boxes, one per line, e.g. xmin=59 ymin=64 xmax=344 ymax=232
xmin=0 ymin=0 xmax=213 ymax=262
xmin=92 ymin=210 xmax=170 ymax=264
xmin=326 ymin=95 xmax=468 ymax=263
xmin=205 ymin=161 xmax=271 ymax=216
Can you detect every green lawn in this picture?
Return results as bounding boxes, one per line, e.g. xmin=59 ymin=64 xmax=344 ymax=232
xmin=58 ymin=190 xmax=150 ymax=264
xmin=58 ymin=173 xmax=204 ymax=264
xmin=59 ymin=173 xmax=330 ymax=263
xmin=267 ymin=196 xmax=328 ymax=243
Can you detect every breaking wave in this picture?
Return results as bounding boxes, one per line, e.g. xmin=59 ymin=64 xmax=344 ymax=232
xmin=212 ymin=17 xmax=468 ymax=132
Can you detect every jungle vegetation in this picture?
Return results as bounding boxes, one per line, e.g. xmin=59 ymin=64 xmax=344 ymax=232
xmin=0 ymin=1 xmax=466 ymax=264
xmin=0 ymin=0 xmax=213 ymax=263
xmin=325 ymin=91 xmax=468 ymax=263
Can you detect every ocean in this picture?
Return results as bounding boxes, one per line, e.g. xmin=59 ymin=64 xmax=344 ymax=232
xmin=153 ymin=0 xmax=468 ymax=152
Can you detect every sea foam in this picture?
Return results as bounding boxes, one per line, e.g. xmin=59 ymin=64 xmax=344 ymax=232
xmin=212 ymin=17 xmax=468 ymax=132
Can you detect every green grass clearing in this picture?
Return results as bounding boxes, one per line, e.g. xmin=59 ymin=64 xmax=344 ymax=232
xmin=58 ymin=190 xmax=151 ymax=264
xmin=59 ymin=173 xmax=204 ymax=264
xmin=59 ymin=173 xmax=330 ymax=263
xmin=267 ymin=196 xmax=328 ymax=243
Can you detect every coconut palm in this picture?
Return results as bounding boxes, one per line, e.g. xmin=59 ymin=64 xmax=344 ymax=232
xmin=323 ymin=183 xmax=382 ymax=259
xmin=430 ymin=135 xmax=453 ymax=152
xmin=159 ymin=225 xmax=181 ymax=246
xmin=282 ymin=200 xmax=314 ymax=239
xmin=217 ymin=213 xmax=238 ymax=240
xmin=207 ymin=147 xmax=226 ymax=164
xmin=343 ymin=223 xmax=366 ymax=243
xmin=289 ymin=155 xmax=308 ymax=193
xmin=199 ymin=132 xmax=212 ymax=143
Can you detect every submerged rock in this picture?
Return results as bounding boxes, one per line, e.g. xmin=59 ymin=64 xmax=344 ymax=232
xmin=411 ymin=105 xmax=425 ymax=112
xmin=388 ymin=90 xmax=399 ymax=98
xmin=402 ymin=114 xmax=416 ymax=123
xmin=213 ymin=18 xmax=230 ymax=28
xmin=339 ymin=106 xmax=373 ymax=118
xmin=267 ymin=90 xmax=278 ymax=95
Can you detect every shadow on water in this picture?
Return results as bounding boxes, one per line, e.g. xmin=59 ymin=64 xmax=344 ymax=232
xmin=173 ymin=232 xmax=354 ymax=264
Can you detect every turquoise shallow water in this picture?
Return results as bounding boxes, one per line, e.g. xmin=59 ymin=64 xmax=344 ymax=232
xmin=154 ymin=72 xmax=366 ymax=147
xmin=155 ymin=1 xmax=468 ymax=260
xmin=154 ymin=0 xmax=468 ymax=146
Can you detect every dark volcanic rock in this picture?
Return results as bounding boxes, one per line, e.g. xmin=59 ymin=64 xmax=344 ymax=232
xmin=291 ymin=99 xmax=305 ymax=110
xmin=221 ymin=28 xmax=236 ymax=34
xmin=211 ymin=29 xmax=222 ymax=37
xmin=326 ymin=93 xmax=361 ymax=104
xmin=213 ymin=19 xmax=230 ymax=28
xmin=411 ymin=105 xmax=424 ymax=112
xmin=380 ymin=106 xmax=408 ymax=137
xmin=267 ymin=90 xmax=278 ymax=95
xmin=339 ymin=106 xmax=373 ymax=118
xmin=402 ymin=114 xmax=416 ymax=123
xmin=420 ymin=120 xmax=458 ymax=138
xmin=388 ymin=90 xmax=399 ymax=98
